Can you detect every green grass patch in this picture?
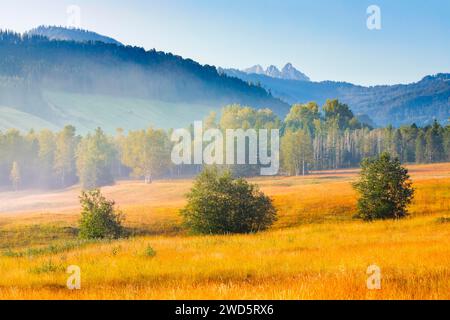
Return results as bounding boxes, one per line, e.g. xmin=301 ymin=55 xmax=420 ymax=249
xmin=1 ymin=239 xmax=106 ymax=258
xmin=29 ymin=260 xmax=66 ymax=274
xmin=435 ymin=216 xmax=450 ymax=224
xmin=0 ymin=224 xmax=78 ymax=250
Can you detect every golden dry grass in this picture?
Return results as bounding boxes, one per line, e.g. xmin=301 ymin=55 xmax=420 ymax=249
xmin=0 ymin=163 xmax=449 ymax=300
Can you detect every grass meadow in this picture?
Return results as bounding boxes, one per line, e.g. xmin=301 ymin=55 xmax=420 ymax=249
xmin=0 ymin=163 xmax=449 ymax=300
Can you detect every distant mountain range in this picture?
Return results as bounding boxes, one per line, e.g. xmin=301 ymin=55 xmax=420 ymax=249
xmin=0 ymin=26 xmax=448 ymax=132
xmin=0 ymin=28 xmax=288 ymax=133
xmin=27 ymin=26 xmax=123 ymax=46
xmin=221 ymin=68 xmax=450 ymax=127
xmin=222 ymin=63 xmax=310 ymax=82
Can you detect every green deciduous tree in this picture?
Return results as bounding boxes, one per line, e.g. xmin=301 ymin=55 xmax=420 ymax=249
xmin=78 ymin=189 xmax=124 ymax=239
xmin=76 ymin=128 xmax=116 ymax=189
xmin=323 ymin=99 xmax=357 ymax=130
xmin=121 ymin=128 xmax=172 ymax=183
xmin=284 ymin=102 xmax=320 ymax=134
xmin=219 ymin=105 xmax=281 ymax=177
xmin=281 ymin=129 xmax=313 ymax=175
xmin=353 ymin=153 xmax=414 ymax=221
xmin=181 ymin=167 xmax=277 ymax=234
xmin=54 ymin=125 xmax=79 ymax=188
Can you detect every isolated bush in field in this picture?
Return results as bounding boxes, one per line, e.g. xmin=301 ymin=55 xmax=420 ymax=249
xmin=78 ymin=189 xmax=124 ymax=239
xmin=181 ymin=167 xmax=277 ymax=234
xmin=353 ymin=153 xmax=414 ymax=221
xmin=145 ymin=245 xmax=156 ymax=257
xmin=436 ymin=216 xmax=450 ymax=224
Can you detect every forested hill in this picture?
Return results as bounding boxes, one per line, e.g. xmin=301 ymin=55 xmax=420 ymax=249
xmin=27 ymin=26 xmax=123 ymax=46
xmin=0 ymin=31 xmax=288 ymax=132
xmin=222 ymin=69 xmax=450 ymax=127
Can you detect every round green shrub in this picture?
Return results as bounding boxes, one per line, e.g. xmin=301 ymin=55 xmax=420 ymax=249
xmin=181 ymin=167 xmax=277 ymax=234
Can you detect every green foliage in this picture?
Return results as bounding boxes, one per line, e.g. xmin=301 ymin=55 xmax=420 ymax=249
xmin=218 ymin=104 xmax=281 ymax=177
xmin=323 ymin=99 xmax=360 ymax=130
xmin=2 ymin=240 xmax=99 ymax=258
xmin=78 ymin=189 xmax=124 ymax=240
xmin=76 ymin=128 xmax=116 ymax=189
xmin=30 ymin=260 xmax=65 ymax=274
xmin=145 ymin=245 xmax=157 ymax=258
xmin=0 ymin=103 xmax=448 ymax=190
xmin=353 ymin=153 xmax=415 ymax=221
xmin=445 ymin=124 xmax=450 ymax=161
xmin=399 ymin=124 xmax=418 ymax=163
xmin=425 ymin=120 xmax=445 ymax=162
xmin=29 ymin=26 xmax=122 ymax=45
xmin=435 ymin=216 xmax=450 ymax=224
xmin=0 ymin=30 xmax=286 ymax=125
xmin=121 ymin=128 xmax=172 ymax=183
xmin=181 ymin=167 xmax=277 ymax=234
xmin=224 ymin=69 xmax=450 ymax=127
xmin=281 ymin=129 xmax=313 ymax=175
xmin=415 ymin=130 xmax=427 ymax=163
xmin=220 ymin=104 xmax=281 ymax=130
xmin=284 ymin=102 xmax=320 ymax=133
xmin=54 ymin=125 xmax=79 ymax=188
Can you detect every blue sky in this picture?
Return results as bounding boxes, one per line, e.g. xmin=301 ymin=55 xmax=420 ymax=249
xmin=1 ymin=0 xmax=449 ymax=86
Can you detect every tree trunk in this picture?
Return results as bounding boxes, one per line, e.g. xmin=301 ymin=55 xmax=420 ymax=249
xmin=144 ymin=171 xmax=152 ymax=184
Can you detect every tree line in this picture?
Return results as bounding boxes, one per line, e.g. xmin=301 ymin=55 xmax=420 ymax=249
xmin=280 ymin=100 xmax=449 ymax=175
xmin=1 ymin=99 xmax=449 ymax=191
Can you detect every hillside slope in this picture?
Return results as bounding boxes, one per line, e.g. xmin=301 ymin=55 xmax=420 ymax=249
xmin=46 ymin=91 xmax=217 ymax=134
xmin=27 ymin=26 xmax=123 ymax=45
xmin=222 ymin=69 xmax=450 ymax=127
xmin=0 ymin=31 xmax=288 ymax=132
xmin=0 ymin=90 xmax=220 ymax=134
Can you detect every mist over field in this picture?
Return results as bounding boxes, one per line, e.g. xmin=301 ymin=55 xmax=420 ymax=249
xmin=0 ymin=1 xmax=449 ymax=303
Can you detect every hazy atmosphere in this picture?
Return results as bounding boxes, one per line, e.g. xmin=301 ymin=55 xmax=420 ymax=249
xmin=0 ymin=0 xmax=448 ymax=305
xmin=1 ymin=0 xmax=449 ymax=85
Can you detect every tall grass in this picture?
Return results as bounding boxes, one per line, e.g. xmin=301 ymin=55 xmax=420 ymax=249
xmin=0 ymin=163 xmax=448 ymax=299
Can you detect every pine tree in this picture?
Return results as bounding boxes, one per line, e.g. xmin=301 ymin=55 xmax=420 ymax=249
xmin=415 ymin=130 xmax=426 ymax=163
xmin=425 ymin=120 xmax=445 ymax=162
xmin=392 ymin=129 xmax=403 ymax=161
xmin=353 ymin=153 xmax=414 ymax=221
xmin=444 ymin=124 xmax=450 ymax=161
xmin=400 ymin=124 xmax=418 ymax=163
